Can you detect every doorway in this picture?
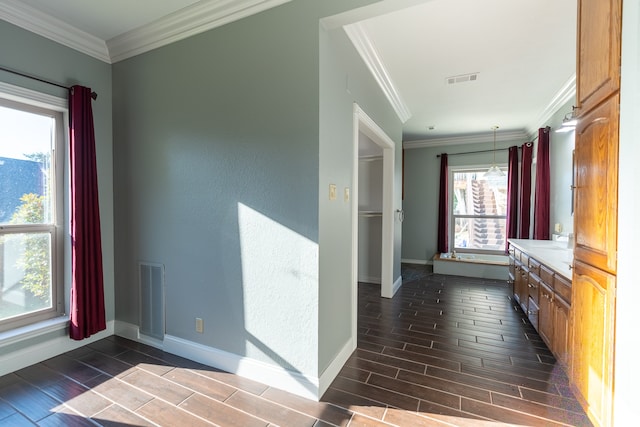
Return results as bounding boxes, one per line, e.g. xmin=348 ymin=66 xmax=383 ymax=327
xmin=351 ymin=104 xmax=396 ymax=341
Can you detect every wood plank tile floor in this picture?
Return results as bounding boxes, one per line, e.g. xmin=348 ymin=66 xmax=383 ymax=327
xmin=0 ymin=265 xmax=592 ymax=426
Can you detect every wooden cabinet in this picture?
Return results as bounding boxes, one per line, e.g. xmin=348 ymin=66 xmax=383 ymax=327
xmin=553 ymin=295 xmax=571 ymax=369
xmin=575 ymin=0 xmax=622 ymax=114
xmin=508 ymin=242 xmax=572 ymax=370
xmin=514 ymin=261 xmax=529 ymax=313
xmin=538 ymin=281 xmax=554 ymax=347
xmin=572 ymin=1 xmax=621 ymax=424
xmin=573 ymin=93 xmax=619 ymax=275
xmin=571 ymin=261 xmax=616 ymax=427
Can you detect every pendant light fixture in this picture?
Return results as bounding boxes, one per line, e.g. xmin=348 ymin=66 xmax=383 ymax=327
xmin=484 ymin=125 xmax=505 ymax=178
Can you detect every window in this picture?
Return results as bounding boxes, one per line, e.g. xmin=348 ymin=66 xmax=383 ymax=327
xmin=0 ymin=95 xmax=65 ymax=332
xmin=451 ymin=167 xmax=507 ymax=252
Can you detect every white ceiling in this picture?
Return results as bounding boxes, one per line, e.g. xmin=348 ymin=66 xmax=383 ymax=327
xmin=0 ymin=0 xmax=577 ymax=144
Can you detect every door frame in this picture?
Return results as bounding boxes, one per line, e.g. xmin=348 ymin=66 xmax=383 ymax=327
xmin=351 ymin=103 xmax=396 ymax=343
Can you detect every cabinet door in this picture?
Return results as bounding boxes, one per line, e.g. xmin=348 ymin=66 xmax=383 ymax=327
xmin=553 ymin=296 xmax=571 ymax=369
xmin=571 ymin=261 xmax=615 ymax=427
xmin=574 ymin=94 xmax=619 ymax=274
xmin=515 ymin=263 xmax=529 ymax=313
xmin=538 ymin=281 xmax=554 ymax=347
xmin=575 ymin=0 xmax=622 ymax=113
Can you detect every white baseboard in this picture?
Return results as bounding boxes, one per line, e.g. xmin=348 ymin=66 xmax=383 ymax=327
xmin=318 ymin=337 xmax=355 ymax=398
xmin=163 ymin=334 xmax=320 ymax=401
xmin=0 ymin=320 xmax=114 ymax=377
xmin=392 ymin=275 xmax=403 ymax=296
xmin=114 ymin=320 xmax=163 ymax=350
xmin=401 ymin=258 xmax=433 ymax=265
xmin=357 ymin=275 xmax=381 ymax=284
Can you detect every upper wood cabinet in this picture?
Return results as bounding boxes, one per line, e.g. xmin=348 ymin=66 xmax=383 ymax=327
xmin=575 ymin=0 xmax=622 ymax=114
xmin=573 ymin=93 xmax=619 ymax=275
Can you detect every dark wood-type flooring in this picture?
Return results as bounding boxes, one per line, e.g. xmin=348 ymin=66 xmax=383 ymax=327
xmin=0 ymin=264 xmax=592 ymax=426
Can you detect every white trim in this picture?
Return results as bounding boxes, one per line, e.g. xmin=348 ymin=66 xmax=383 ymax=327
xmin=0 ymin=321 xmax=114 ymax=377
xmin=114 ymin=320 xmax=140 ymax=342
xmin=526 ymin=74 xmax=577 ymax=136
xmin=0 ymin=316 xmax=68 ymax=349
xmin=0 ymin=0 xmax=110 ymax=63
xmin=108 ymin=0 xmax=292 ymax=63
xmin=0 ymin=81 xmax=67 ymax=110
xmin=353 ymin=104 xmax=397 ymax=302
xmin=391 ymin=275 xmax=402 ymax=297
xmin=0 ymin=0 xmax=292 ymax=64
xmin=403 ymin=130 xmax=529 ymax=150
xmin=345 ymin=23 xmax=411 ymax=123
xmin=318 ymin=338 xmax=355 ymax=398
xmin=401 ymin=258 xmax=431 ymax=265
xmin=163 ymin=334 xmax=319 ymax=401
xmin=357 ymin=275 xmax=381 ymax=285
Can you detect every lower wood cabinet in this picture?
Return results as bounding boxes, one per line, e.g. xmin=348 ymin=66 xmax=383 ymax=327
xmin=571 ymin=260 xmax=615 ymax=427
xmin=508 ymin=243 xmax=572 ymax=373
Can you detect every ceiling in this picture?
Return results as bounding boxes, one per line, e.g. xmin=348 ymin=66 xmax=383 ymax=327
xmin=0 ymin=0 xmax=577 ymax=144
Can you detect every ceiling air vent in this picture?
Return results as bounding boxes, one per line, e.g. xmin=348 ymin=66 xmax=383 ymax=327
xmin=446 ymin=72 xmax=479 ymax=85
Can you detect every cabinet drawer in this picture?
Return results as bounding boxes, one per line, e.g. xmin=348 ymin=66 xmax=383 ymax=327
xmin=527 ymin=296 xmax=539 ymax=330
xmin=554 ymin=274 xmax=572 ymax=304
xmin=520 ymin=252 xmax=529 ymax=267
xmin=528 ymin=258 xmax=541 ymax=277
xmin=528 ymin=272 xmax=540 ymax=304
xmin=540 ymin=264 xmax=555 ymax=286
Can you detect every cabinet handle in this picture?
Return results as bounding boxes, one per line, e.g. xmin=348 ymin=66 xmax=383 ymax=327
xmin=528 ymin=283 xmax=537 ymax=289
xmin=527 ymin=310 xmax=537 ymax=315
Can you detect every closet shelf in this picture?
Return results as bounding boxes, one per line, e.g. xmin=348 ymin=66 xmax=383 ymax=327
xmin=358 ymin=211 xmax=382 ymax=217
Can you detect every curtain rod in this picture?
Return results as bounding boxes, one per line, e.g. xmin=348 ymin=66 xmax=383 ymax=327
xmin=0 ymin=65 xmax=97 ymax=100
xmin=436 ymin=140 xmax=535 ymax=158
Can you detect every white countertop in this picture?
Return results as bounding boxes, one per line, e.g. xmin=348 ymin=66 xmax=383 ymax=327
xmin=508 ymin=239 xmax=573 ymax=280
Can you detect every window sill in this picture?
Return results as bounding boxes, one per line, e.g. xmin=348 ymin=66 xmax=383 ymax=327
xmin=0 ymin=316 xmax=69 ymax=349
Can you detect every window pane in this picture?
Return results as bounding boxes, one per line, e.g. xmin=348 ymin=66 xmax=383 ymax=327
xmin=0 ymin=232 xmax=52 ymax=322
xmin=454 ymin=217 xmax=506 ymax=251
xmin=453 ymin=170 xmax=507 ymax=216
xmin=0 ymin=105 xmax=55 ymax=225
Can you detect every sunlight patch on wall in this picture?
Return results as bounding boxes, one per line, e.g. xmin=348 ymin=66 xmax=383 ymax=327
xmin=237 ymin=203 xmax=318 ymax=374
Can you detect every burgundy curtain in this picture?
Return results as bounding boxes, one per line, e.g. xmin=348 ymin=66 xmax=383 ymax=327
xmin=69 ymin=85 xmax=106 ymax=340
xmin=505 ymin=146 xmax=519 ymax=248
xmin=533 ymin=127 xmax=551 ymax=240
xmin=519 ymin=142 xmax=534 ymax=239
xmin=437 ymin=154 xmax=448 ymax=253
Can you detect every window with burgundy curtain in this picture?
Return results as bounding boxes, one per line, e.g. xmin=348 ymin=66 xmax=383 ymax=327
xmin=533 ymin=127 xmax=551 ymax=240
xmin=437 ymin=153 xmax=448 ymax=253
xmin=505 ymin=146 xmax=519 ymax=249
xmin=69 ymin=85 xmax=106 ymax=340
xmin=519 ymin=142 xmax=534 ymax=239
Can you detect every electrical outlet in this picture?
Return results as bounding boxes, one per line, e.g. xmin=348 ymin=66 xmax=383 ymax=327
xmin=195 ymin=317 xmax=204 ymax=333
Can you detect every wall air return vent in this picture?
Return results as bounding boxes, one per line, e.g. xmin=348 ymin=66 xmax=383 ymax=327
xmin=446 ymin=72 xmax=479 ymax=85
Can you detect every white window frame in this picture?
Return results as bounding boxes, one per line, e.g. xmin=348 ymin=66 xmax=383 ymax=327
xmin=449 ymin=164 xmax=508 ymax=255
xmin=0 ymin=83 xmax=67 ymax=332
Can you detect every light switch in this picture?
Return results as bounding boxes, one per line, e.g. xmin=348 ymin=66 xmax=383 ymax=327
xmin=329 ymin=184 xmax=337 ymax=201
xmin=344 ymin=187 xmax=350 ymax=202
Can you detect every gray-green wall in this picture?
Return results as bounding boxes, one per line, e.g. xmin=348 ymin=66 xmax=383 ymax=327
xmin=319 ymin=24 xmax=402 ymax=373
xmin=112 ymin=0 xmax=393 ymax=381
xmin=402 ymin=98 xmax=576 ymax=262
xmin=0 ymin=21 xmax=114 ymax=353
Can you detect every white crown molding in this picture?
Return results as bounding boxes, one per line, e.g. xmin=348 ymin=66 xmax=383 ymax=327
xmin=108 ymin=0 xmax=292 ymax=63
xmin=0 ymin=0 xmax=291 ymax=64
xmin=345 ymin=23 xmax=412 ymax=124
xmin=527 ymin=74 xmax=576 ymax=135
xmin=0 ymin=0 xmax=110 ymax=63
xmin=403 ymin=130 xmax=529 ymax=149
xmin=0 ymin=80 xmax=67 ymax=110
